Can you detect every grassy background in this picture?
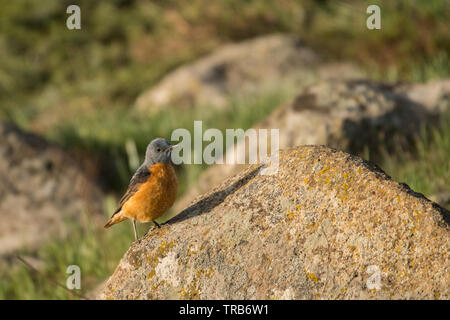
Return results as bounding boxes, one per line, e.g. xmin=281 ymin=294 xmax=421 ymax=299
xmin=1 ymin=0 xmax=449 ymax=192
xmin=0 ymin=0 xmax=449 ymax=299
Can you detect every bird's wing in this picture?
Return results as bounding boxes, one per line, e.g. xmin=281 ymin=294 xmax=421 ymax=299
xmin=111 ymin=165 xmax=151 ymax=216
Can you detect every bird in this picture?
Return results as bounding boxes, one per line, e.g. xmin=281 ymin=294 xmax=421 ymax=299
xmin=104 ymin=138 xmax=178 ymax=241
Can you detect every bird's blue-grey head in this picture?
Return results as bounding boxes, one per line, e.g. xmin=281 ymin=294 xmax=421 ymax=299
xmin=144 ymin=138 xmax=175 ymax=165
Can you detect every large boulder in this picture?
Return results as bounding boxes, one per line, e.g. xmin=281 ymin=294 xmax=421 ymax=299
xmin=99 ymin=146 xmax=449 ymax=300
xmin=0 ymin=122 xmax=104 ymax=256
xmin=135 ymin=34 xmax=362 ymax=114
xmin=172 ymin=79 xmax=449 ymax=214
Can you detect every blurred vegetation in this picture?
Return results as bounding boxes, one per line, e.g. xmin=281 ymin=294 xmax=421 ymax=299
xmin=380 ymin=112 xmax=450 ymax=201
xmin=0 ymin=0 xmax=449 ymax=299
xmin=1 ymin=0 xmax=449 ymax=190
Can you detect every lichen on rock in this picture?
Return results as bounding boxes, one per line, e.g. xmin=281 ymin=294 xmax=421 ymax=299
xmin=98 ymin=146 xmax=449 ymax=300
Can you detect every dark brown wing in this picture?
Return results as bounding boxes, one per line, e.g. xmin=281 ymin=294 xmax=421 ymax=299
xmin=110 ymin=165 xmax=151 ymax=216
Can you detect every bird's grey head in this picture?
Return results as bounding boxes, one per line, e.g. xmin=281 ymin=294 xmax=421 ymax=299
xmin=144 ymin=138 xmax=175 ymax=165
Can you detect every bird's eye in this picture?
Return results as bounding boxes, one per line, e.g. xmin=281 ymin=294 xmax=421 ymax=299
xmin=156 ymin=148 xmax=161 ymax=152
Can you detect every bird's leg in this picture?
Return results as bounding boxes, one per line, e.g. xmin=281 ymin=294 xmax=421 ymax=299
xmin=132 ymin=219 xmax=139 ymax=241
xmin=143 ymin=220 xmax=160 ymax=238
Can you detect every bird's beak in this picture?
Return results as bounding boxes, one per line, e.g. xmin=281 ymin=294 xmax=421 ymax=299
xmin=165 ymin=144 xmax=179 ymax=152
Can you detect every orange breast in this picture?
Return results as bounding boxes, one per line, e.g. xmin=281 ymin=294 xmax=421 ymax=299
xmin=121 ymin=163 xmax=178 ymax=222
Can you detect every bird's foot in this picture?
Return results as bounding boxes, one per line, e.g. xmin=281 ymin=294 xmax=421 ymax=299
xmin=142 ymin=221 xmax=161 ymax=238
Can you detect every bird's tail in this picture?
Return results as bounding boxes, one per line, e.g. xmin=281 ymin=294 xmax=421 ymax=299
xmin=104 ymin=212 xmax=127 ymax=228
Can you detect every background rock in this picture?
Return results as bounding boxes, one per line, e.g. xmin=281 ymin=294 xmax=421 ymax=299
xmin=0 ymin=122 xmax=104 ymax=256
xmin=99 ymin=146 xmax=449 ymax=300
xmin=395 ymin=79 xmax=450 ymax=113
xmin=135 ymin=34 xmax=363 ymax=114
xmin=172 ymin=78 xmax=449 ymax=214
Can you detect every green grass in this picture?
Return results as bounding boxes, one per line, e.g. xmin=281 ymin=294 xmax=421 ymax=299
xmin=1 ymin=0 xmax=448 ymax=192
xmin=379 ymin=112 xmax=450 ymax=202
xmin=0 ymin=198 xmax=131 ymax=299
xmin=2 ymin=0 xmax=449 ymax=124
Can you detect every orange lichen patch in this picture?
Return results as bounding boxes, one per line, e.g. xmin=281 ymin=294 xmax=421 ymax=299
xmin=179 ymin=268 xmax=215 ymax=299
xmin=186 ymin=243 xmax=199 ymax=257
xmin=305 ymin=270 xmax=319 ymax=283
xmin=199 ymin=268 xmax=215 ymax=279
xmin=221 ymin=237 xmax=234 ymax=248
xmin=144 ymin=255 xmax=159 ymax=280
xmin=286 ymin=210 xmax=294 ymax=220
xmin=157 ymin=227 xmax=170 ymax=238
xmin=149 ymin=279 xmax=170 ymax=293
xmin=368 ymin=289 xmax=379 ymax=295
xmin=158 ymin=240 xmax=175 ymax=257
xmin=305 ymin=221 xmax=318 ymax=232
xmin=180 ymin=284 xmax=200 ymax=300
xmin=147 ymin=269 xmax=156 ymax=279
xmin=144 ymin=240 xmax=177 ymax=280
xmin=262 ymin=253 xmax=274 ymax=266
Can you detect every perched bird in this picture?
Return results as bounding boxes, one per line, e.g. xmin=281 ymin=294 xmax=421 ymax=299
xmin=104 ymin=138 xmax=178 ymax=240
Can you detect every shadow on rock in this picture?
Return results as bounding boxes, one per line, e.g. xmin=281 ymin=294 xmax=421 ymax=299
xmin=166 ymin=165 xmax=263 ymax=225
